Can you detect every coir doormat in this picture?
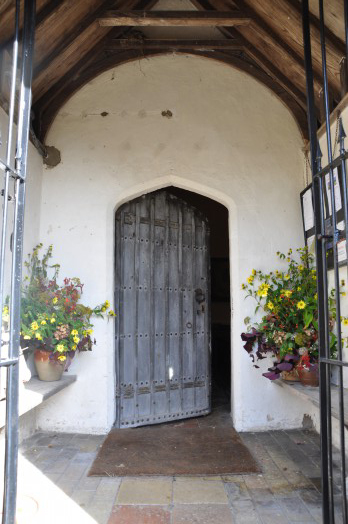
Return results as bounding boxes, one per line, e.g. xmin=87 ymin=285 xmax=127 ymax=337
xmin=88 ymin=425 xmax=260 ymax=477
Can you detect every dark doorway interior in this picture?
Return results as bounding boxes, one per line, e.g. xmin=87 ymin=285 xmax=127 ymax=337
xmin=167 ymin=187 xmax=231 ymax=410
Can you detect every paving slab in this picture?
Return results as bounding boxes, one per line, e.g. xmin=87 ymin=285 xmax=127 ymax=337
xmin=173 ymin=478 xmax=228 ymax=504
xmin=116 ymin=479 xmax=172 ymax=505
xmin=172 ymin=503 xmax=233 ymax=523
xmin=108 ymin=505 xmax=171 ymax=524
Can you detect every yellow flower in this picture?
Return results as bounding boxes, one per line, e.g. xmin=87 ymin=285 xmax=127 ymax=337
xmin=41 ymin=320 xmax=46 ymax=325
xmin=50 ymin=318 xmax=56 ymax=323
xmin=343 ymin=318 xmax=348 ymax=326
xmin=298 ymin=265 xmax=304 ymax=271
xmin=71 ymin=329 xmax=78 ymax=336
xmin=287 ymin=257 xmax=291 ymax=262
xmin=284 ymin=274 xmax=290 ymax=280
xmin=23 ymin=335 xmax=31 ymax=340
xmin=312 ymin=275 xmax=317 ymax=280
xmin=284 ymin=290 xmax=292 ymax=298
xmin=267 ymin=301 xmax=274 ymax=310
xmin=35 ymin=333 xmax=42 ymax=340
xmin=314 ymin=293 xmax=318 ymax=300
xmin=297 ymin=286 xmax=301 ymax=291
xmin=105 ymin=300 xmax=110 ymax=308
xmin=108 ymin=310 xmax=116 ymax=317
xmin=251 ymin=269 xmax=256 ymax=276
xmin=297 ymin=300 xmax=306 ymax=310
xmin=247 ymin=276 xmax=254 ymax=285
xmin=342 ymin=292 xmax=347 ymax=297
xmin=87 ymin=329 xmax=93 ymax=335
xmin=101 ymin=306 xmax=107 ymax=312
xmin=31 ymin=321 xmax=39 ymax=331
xmin=73 ymin=336 xmax=80 ymax=344
xmin=56 ymin=344 xmax=65 ymax=353
xmin=58 ymin=355 xmax=66 ymax=362
xmin=72 ymin=344 xmax=77 ymax=351
xmin=257 ymin=283 xmax=270 ymax=298
xmin=52 ymin=297 xmax=58 ymax=304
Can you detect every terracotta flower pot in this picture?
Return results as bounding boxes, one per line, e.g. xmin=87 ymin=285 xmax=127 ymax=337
xmin=281 ymin=367 xmax=300 ymax=381
xmin=298 ymin=364 xmax=319 ymax=387
xmin=34 ymin=349 xmax=65 ymax=382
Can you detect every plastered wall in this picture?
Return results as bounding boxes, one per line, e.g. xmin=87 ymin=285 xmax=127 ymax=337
xmin=34 ymin=53 xmax=313 ymax=433
xmin=0 ymin=107 xmax=43 ymax=294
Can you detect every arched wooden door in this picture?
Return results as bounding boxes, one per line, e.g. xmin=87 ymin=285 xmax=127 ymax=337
xmin=115 ymin=190 xmax=211 ymax=428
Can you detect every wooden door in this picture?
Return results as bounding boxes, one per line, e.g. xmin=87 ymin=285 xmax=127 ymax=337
xmin=115 ymin=190 xmax=211 ymax=428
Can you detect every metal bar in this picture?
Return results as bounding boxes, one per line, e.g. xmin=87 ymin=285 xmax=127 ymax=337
xmin=314 ymin=152 xmax=348 ymax=179
xmin=0 ymin=0 xmax=20 ymax=409
xmin=321 ymin=358 xmax=348 ymax=367
xmin=344 ymin=0 xmax=348 ymax=67
xmin=0 ymin=359 xmax=19 ymax=368
xmin=0 ymin=161 xmax=16 ymax=176
xmin=2 ymin=1 xmax=36 ymax=522
xmin=301 ymin=1 xmax=331 ymax=522
xmin=319 ymin=0 xmax=347 ymax=519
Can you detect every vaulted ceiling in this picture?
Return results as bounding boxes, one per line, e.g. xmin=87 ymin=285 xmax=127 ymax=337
xmin=0 ymin=0 xmax=346 ymax=142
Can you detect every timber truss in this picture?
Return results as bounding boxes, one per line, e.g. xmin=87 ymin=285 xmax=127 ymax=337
xmin=0 ymin=0 xmax=347 ymax=142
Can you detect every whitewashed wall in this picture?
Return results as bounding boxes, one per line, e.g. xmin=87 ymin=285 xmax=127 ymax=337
xmin=34 ymin=53 xmax=314 ymax=433
xmin=0 ymin=107 xmax=43 ymax=279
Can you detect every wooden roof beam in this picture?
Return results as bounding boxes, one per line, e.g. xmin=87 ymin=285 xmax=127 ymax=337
xmin=98 ymin=10 xmax=251 ymax=27
xmin=106 ymin=38 xmax=244 ymax=50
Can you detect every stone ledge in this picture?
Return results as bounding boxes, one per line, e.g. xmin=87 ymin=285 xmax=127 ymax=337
xmin=0 ymin=374 xmax=77 ymax=428
xmin=274 ymin=379 xmax=348 ymax=427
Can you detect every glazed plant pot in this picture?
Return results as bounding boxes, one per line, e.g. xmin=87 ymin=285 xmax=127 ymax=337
xmin=34 ymin=349 xmax=65 ymax=382
xmin=298 ymin=364 xmax=319 ymax=387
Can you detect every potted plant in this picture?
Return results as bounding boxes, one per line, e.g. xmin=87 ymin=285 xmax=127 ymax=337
xmin=240 ymin=247 xmax=338 ymax=385
xmin=18 ymin=244 xmax=116 ymax=382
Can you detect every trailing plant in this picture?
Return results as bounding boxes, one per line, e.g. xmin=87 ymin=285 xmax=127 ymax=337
xmin=240 ymin=247 xmax=341 ymax=380
xmin=16 ymin=244 xmax=116 ymax=362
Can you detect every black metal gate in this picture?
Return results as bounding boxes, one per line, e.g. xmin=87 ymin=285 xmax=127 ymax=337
xmin=0 ymin=1 xmax=36 ymax=523
xmin=302 ymin=0 xmax=348 ymax=522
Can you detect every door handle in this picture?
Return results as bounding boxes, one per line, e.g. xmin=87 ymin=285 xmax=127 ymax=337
xmin=195 ymin=288 xmax=205 ymax=304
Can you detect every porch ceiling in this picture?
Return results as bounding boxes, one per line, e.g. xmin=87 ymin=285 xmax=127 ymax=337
xmin=0 ymin=0 xmax=345 ymax=141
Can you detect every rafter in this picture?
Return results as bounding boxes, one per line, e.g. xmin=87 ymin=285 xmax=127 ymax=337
xmin=105 ymin=38 xmax=244 ymax=50
xmin=191 ymin=0 xmax=322 ymax=115
xmin=98 ymin=10 xmax=251 ymax=27
xmin=0 ymin=0 xmax=49 ymax=47
xmin=230 ymin=0 xmax=342 ymax=99
xmin=32 ymin=0 xmax=158 ymax=98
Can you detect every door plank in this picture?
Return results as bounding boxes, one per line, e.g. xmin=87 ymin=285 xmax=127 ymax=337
xmin=115 ymin=191 xmax=211 ymax=427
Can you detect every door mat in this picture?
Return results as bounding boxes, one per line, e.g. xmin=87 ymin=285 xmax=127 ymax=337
xmin=88 ymin=425 xmax=260 ymax=477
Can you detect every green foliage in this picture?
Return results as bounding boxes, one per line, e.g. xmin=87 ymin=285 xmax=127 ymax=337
xmin=241 ymin=247 xmax=339 ymax=364
xmin=15 ymin=244 xmax=116 ymax=362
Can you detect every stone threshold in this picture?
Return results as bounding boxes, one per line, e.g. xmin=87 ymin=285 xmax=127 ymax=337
xmin=0 ymin=374 xmax=77 ymax=428
xmin=274 ymin=379 xmax=348 ymax=427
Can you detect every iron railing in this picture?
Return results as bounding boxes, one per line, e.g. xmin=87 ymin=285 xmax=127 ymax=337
xmin=0 ymin=1 xmax=36 ymax=523
xmin=302 ymin=0 xmax=348 ymax=522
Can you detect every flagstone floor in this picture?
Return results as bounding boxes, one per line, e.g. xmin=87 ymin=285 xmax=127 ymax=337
xmin=15 ymin=409 xmax=342 ymax=524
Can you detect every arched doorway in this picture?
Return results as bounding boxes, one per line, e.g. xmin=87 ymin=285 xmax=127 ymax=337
xmin=115 ymin=188 xmax=230 ymax=428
